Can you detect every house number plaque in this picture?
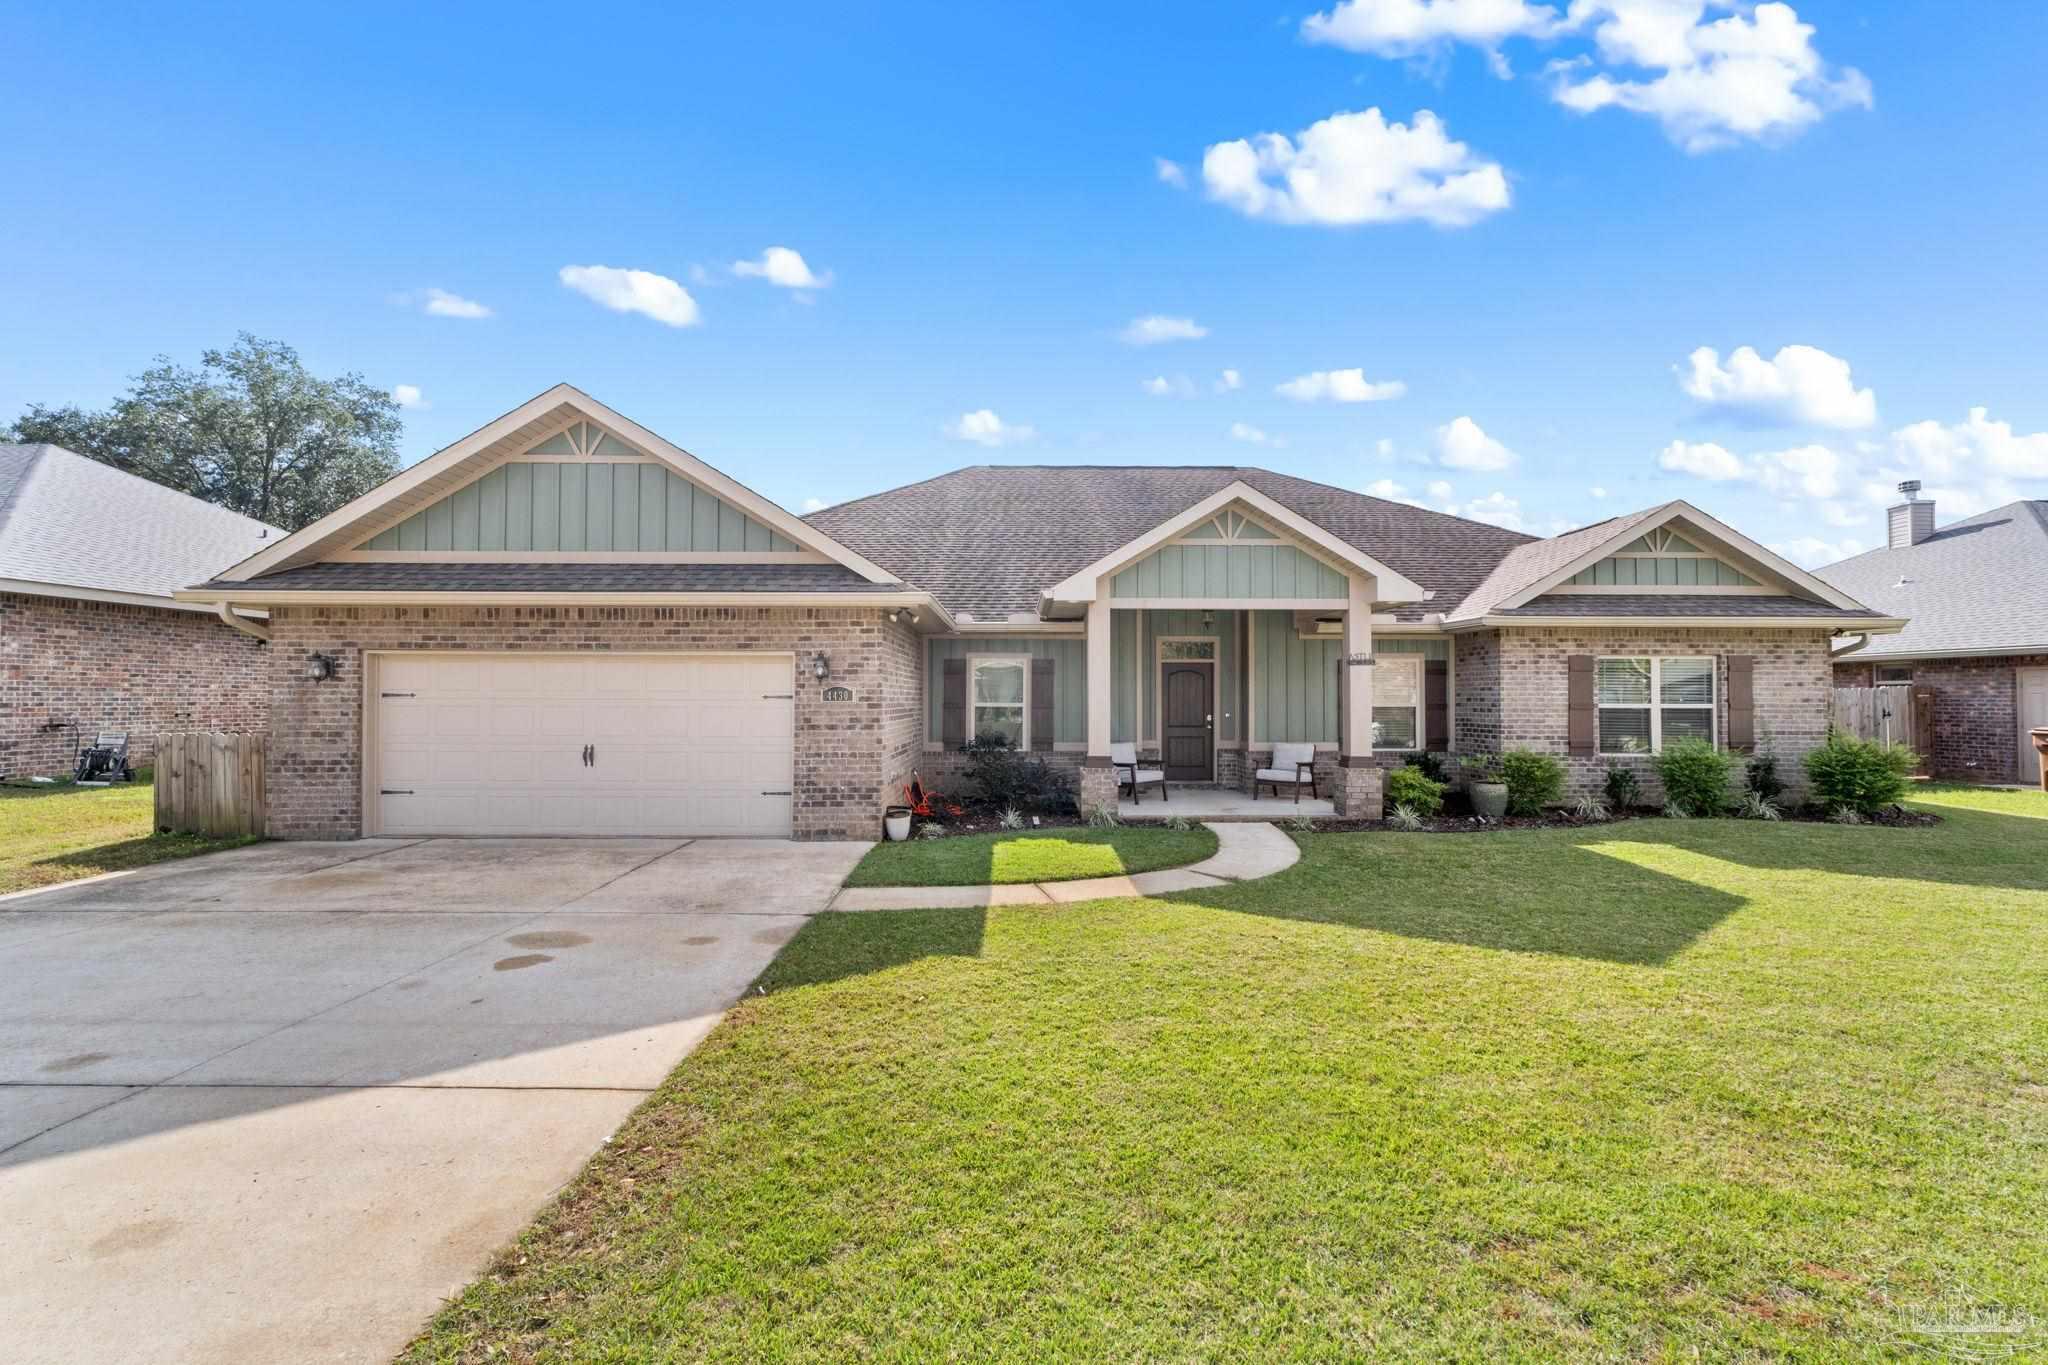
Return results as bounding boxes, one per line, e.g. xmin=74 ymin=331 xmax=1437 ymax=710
xmin=822 ymin=685 xmax=855 ymax=702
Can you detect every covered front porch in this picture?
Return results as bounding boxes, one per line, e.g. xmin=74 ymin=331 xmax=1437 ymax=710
xmin=1116 ymin=782 xmax=1336 ymax=821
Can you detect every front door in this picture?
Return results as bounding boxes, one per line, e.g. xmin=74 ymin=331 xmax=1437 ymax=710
xmin=1162 ymin=662 xmax=1213 ymax=781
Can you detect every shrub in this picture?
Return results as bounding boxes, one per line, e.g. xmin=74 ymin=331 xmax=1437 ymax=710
xmin=1745 ymin=739 xmax=1784 ymax=804
xmin=1084 ymin=803 xmax=1120 ymax=828
xmin=1654 ymin=737 xmax=1735 ymax=817
xmin=1662 ymin=801 xmax=1691 ymax=820
xmin=1572 ymin=794 xmax=1610 ymax=822
xmin=961 ymin=738 xmax=1075 ymax=814
xmin=1500 ymin=748 xmax=1565 ymax=816
xmin=1162 ymin=813 xmax=1192 ymax=832
xmin=1386 ymin=765 xmax=1446 ymax=818
xmin=1806 ymin=734 xmax=1916 ymax=815
xmin=1407 ymin=751 xmax=1451 ymax=784
xmin=997 ymin=806 xmax=1025 ymax=830
xmin=1603 ymin=762 xmax=1642 ymax=811
xmin=1283 ymin=813 xmax=1316 ymax=833
xmin=1388 ymin=803 xmax=1425 ymax=831
xmin=1737 ymin=790 xmax=1781 ymax=821
xmin=1462 ymin=753 xmax=1503 ymax=784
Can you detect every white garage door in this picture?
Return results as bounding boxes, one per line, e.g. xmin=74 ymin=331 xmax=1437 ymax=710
xmin=371 ymin=653 xmax=794 ymax=837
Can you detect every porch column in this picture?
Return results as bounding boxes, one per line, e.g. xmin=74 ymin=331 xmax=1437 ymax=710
xmin=1335 ymin=572 xmax=1384 ymax=819
xmin=1080 ymin=596 xmax=1119 ymax=813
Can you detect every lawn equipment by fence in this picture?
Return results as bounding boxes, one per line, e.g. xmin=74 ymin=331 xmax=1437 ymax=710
xmin=73 ymin=732 xmax=135 ymax=784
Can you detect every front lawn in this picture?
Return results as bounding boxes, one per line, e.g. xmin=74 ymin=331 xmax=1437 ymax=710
xmin=0 ymin=773 xmax=258 ymax=896
xmin=407 ymin=787 xmax=2048 ymax=1361
xmin=844 ymin=824 xmax=1219 ymax=886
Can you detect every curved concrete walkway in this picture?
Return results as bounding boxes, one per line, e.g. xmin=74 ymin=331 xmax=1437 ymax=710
xmin=828 ymin=821 xmax=1300 ymax=911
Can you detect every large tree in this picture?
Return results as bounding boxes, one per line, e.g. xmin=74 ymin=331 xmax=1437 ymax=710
xmin=8 ymin=334 xmax=403 ymax=530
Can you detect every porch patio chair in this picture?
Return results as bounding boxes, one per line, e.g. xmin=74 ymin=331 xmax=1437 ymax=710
xmin=1109 ymin=741 xmax=1166 ymax=803
xmin=1254 ymin=741 xmax=1318 ymax=803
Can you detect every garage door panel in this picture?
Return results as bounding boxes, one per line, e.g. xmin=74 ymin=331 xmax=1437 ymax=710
xmin=373 ymin=654 xmax=793 ymax=837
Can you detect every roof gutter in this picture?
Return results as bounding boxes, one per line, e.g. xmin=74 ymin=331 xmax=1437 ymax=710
xmin=173 ymin=586 xmax=959 ymax=632
xmin=1442 ymin=614 xmax=1910 ymax=633
xmin=216 ymin=600 xmax=272 ymax=643
xmin=1830 ymin=631 xmax=1871 ymax=659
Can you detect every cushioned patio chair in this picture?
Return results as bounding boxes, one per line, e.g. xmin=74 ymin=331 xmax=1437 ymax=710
xmin=1254 ymin=741 xmax=1318 ymax=803
xmin=1110 ymin=741 xmax=1166 ymax=803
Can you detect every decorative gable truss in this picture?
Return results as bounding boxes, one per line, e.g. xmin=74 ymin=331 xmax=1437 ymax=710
xmin=1558 ymin=527 xmax=1762 ymax=591
xmin=350 ymin=419 xmax=806 ymax=558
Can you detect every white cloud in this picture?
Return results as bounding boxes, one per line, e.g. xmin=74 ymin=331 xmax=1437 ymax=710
xmin=418 ymin=288 xmax=492 ymax=319
xmin=1230 ymin=422 xmax=1286 ymax=448
xmin=1142 ymin=374 xmax=1196 ymax=397
xmin=558 ymin=265 xmax=702 ymax=327
xmin=1201 ymin=107 xmax=1510 ymax=228
xmin=1552 ymin=2 xmax=1872 ymax=153
xmin=1771 ymin=535 xmax=1865 ymax=568
xmin=1216 ymin=369 xmax=1243 ymax=392
xmin=944 ymin=409 xmax=1035 ymax=447
xmin=1588 ymin=484 xmax=1609 ymax=499
xmin=1155 ymin=157 xmax=1188 ymax=188
xmin=1679 ymin=344 xmax=1875 ymax=429
xmin=1375 ymin=437 xmax=1397 ymax=458
xmin=1302 ymin=0 xmax=1559 ymax=58
xmin=1751 ymin=442 xmax=1845 ymax=499
xmin=1449 ymin=490 xmax=1525 ymax=529
xmin=1434 ymin=416 xmax=1517 ymax=471
xmin=390 ymin=384 xmax=427 ymax=410
xmin=1427 ymin=479 xmax=1456 ymax=499
xmin=1365 ymin=477 xmax=1430 ymax=507
xmin=1889 ymin=406 xmax=2048 ymax=481
xmin=731 ymin=246 xmax=831 ymax=290
xmin=1277 ymin=368 xmax=1408 ymax=403
xmin=1657 ymin=439 xmax=1746 ymax=480
xmin=800 ymin=497 xmax=828 ymax=513
xmin=1121 ymin=315 xmax=1208 ymax=345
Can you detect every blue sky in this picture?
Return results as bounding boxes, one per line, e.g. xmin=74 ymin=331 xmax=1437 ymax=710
xmin=5 ymin=1 xmax=2046 ymax=564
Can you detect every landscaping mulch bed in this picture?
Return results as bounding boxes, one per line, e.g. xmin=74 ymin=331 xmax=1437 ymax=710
xmin=1273 ymin=804 xmax=1941 ymax=834
xmin=910 ymin=811 xmax=1088 ymax=837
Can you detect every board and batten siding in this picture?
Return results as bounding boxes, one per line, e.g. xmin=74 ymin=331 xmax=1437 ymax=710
xmin=926 ymin=637 xmax=1087 ymax=745
xmin=1565 ymin=554 xmax=1756 ymax=588
xmin=1135 ymin=609 xmax=1243 ymax=743
xmin=360 ymin=463 xmax=802 ymax=554
xmin=1248 ymin=613 xmax=1449 ymax=744
xmin=1109 ymin=542 xmax=1348 ymax=600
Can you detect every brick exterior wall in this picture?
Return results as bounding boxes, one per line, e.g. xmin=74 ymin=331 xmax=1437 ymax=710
xmin=0 ymin=591 xmax=269 ymax=777
xmin=1485 ymin=626 xmax=1835 ymax=804
xmin=1453 ymin=630 xmax=1502 ymax=755
xmin=263 ymin=604 xmax=922 ymax=841
xmin=1832 ymin=653 xmax=2048 ymax=782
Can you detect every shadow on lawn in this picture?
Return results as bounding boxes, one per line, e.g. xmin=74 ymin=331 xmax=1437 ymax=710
xmin=757 ymin=905 xmax=988 ymax=992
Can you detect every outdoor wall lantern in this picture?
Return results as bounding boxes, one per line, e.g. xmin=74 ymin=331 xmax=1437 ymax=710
xmin=811 ymin=652 xmax=831 ymax=681
xmin=886 ymin=608 xmax=922 ymax=625
xmin=304 ymin=652 xmax=338 ymax=683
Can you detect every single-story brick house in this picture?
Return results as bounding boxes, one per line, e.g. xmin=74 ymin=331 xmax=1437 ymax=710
xmin=1 ymin=443 xmax=277 ymax=777
xmin=1817 ymin=486 xmax=2048 ymax=783
xmin=180 ymin=387 xmax=1903 ymax=839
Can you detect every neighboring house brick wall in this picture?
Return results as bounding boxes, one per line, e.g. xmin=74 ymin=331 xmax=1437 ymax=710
xmin=1495 ymin=626 xmax=1833 ymax=804
xmin=1830 ymin=654 xmax=2048 ymax=783
xmin=263 ymin=604 xmax=921 ymax=840
xmin=0 ymin=591 xmax=269 ymax=776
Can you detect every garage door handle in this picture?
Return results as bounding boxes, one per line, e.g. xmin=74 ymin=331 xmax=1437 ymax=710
xmin=379 ymin=691 xmax=415 ymax=699
xmin=762 ymin=693 xmax=793 ymax=700
xmin=759 ymin=790 xmax=791 ymax=796
xmin=380 ymin=789 xmax=414 ymax=796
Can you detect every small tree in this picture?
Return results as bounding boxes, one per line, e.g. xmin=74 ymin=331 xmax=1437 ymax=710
xmin=8 ymin=334 xmax=402 ymax=529
xmin=1500 ymin=749 xmax=1565 ymax=816
xmin=1655 ymin=738 xmax=1736 ymax=817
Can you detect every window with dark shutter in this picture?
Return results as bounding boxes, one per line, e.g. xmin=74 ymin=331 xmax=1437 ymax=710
xmin=941 ymin=657 xmax=966 ymax=750
xmin=1031 ymin=656 xmax=1055 ymax=750
xmin=1568 ymin=655 xmax=1596 ymax=755
xmin=1425 ymin=659 xmax=1449 ymax=751
xmin=1725 ymin=655 xmax=1755 ymax=752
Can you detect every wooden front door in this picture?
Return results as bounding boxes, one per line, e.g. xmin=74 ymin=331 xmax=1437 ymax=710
xmin=1162 ymin=662 xmax=1213 ymax=781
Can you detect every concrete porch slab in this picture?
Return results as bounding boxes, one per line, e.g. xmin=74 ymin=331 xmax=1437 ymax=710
xmin=1118 ymin=786 xmax=1334 ymax=820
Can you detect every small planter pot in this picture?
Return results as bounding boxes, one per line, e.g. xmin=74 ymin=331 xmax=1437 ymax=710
xmin=1469 ymin=782 xmax=1509 ymax=821
xmin=883 ymin=806 xmax=913 ymax=842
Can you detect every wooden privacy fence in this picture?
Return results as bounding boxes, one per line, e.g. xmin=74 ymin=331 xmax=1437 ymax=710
xmin=154 ymin=731 xmax=267 ymax=836
xmin=1830 ymin=686 xmax=1934 ymax=774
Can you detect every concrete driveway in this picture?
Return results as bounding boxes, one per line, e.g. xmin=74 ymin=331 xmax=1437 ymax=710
xmin=0 ymin=835 xmax=867 ymax=1365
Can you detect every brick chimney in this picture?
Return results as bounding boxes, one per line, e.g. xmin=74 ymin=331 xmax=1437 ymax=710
xmin=1887 ymin=480 xmax=1935 ymax=549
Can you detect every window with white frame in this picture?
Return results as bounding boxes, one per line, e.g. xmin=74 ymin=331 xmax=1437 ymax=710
xmin=970 ymin=656 xmax=1029 ymax=747
xmin=1597 ymin=656 xmax=1715 ymax=754
xmin=1372 ymin=655 xmax=1423 ymax=751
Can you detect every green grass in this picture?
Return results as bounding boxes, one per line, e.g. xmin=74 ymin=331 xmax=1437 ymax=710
xmin=1909 ymin=780 xmax=2048 ymax=820
xmin=0 ymin=772 xmax=257 ymax=896
xmin=405 ymin=787 xmax=2048 ymax=1362
xmin=844 ymin=824 xmax=1219 ymax=886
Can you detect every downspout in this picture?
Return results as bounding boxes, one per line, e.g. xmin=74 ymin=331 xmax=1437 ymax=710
xmin=1829 ymin=630 xmax=1870 ymax=660
xmin=217 ymin=600 xmax=271 ymax=643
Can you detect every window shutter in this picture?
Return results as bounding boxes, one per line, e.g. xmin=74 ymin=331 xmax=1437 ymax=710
xmin=1567 ymin=655 xmax=1596 ymax=756
xmin=1030 ymin=656 xmax=1055 ymax=751
xmin=942 ymin=657 xmax=967 ymax=750
xmin=1425 ymin=659 xmax=1449 ymax=752
xmin=1725 ymin=655 xmax=1755 ymax=752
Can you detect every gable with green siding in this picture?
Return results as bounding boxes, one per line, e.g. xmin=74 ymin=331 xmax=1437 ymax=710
xmin=358 ymin=462 xmax=801 ymax=553
xmin=1109 ymin=541 xmax=1348 ymax=600
xmin=1566 ymin=554 xmax=1757 ymax=587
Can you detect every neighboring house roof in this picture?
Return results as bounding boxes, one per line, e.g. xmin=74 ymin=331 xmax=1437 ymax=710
xmin=199 ymin=562 xmax=913 ymax=594
xmin=0 ymin=444 xmax=279 ymax=609
xmin=1815 ymin=500 xmax=2048 ymax=660
xmin=803 ymin=465 xmax=1533 ymax=621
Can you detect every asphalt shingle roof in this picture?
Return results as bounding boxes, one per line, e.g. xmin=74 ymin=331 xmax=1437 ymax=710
xmin=1498 ymin=594 xmax=1887 ymax=620
xmin=0 ymin=444 xmax=279 ymax=601
xmin=1815 ymin=500 xmax=2048 ymax=659
xmin=203 ymin=561 xmax=908 ymax=594
xmin=1442 ymin=504 xmax=1673 ymax=622
xmin=802 ymin=465 xmax=1535 ymax=620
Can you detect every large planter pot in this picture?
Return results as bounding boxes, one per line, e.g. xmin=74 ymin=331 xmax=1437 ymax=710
xmin=883 ymin=806 xmax=913 ymax=842
xmin=1469 ymin=781 xmax=1509 ymax=820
